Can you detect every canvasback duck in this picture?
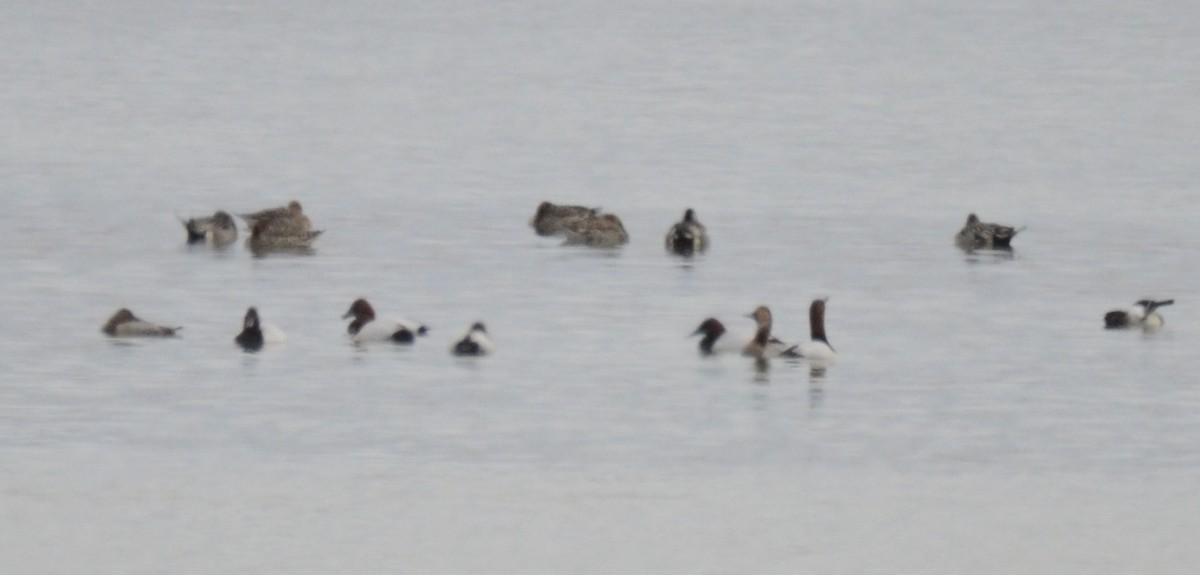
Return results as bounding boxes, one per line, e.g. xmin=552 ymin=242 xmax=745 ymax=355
xmin=239 ymin=200 xmax=313 ymax=232
xmin=665 ymin=208 xmax=709 ymax=255
xmin=794 ymin=299 xmax=837 ymax=362
xmin=234 ymin=307 xmax=286 ymax=352
xmin=691 ymin=317 xmax=795 ymax=356
xmin=955 ymin=213 xmax=1020 ymax=249
xmin=562 ymin=213 xmax=630 ymax=248
xmin=451 ymin=322 xmax=494 ymax=356
xmin=530 ymin=201 xmax=599 ymax=236
xmin=181 ymin=211 xmax=237 ymax=246
xmin=1104 ymin=299 xmax=1174 ymax=330
xmin=741 ymin=306 xmax=803 ymax=359
xmin=342 ymin=298 xmax=428 ymax=344
xmin=246 ymin=218 xmax=323 ymax=254
xmin=102 ymin=308 xmax=180 ymax=337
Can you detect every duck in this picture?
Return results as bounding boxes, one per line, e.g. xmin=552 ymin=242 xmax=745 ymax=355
xmin=793 ymin=299 xmax=837 ymax=362
xmin=741 ymin=306 xmax=803 ymax=359
xmin=1104 ymin=299 xmax=1174 ymax=330
xmin=234 ymin=307 xmax=286 ymax=351
xmin=955 ymin=213 xmax=1020 ymax=250
xmin=665 ymin=208 xmax=709 ymax=255
xmin=181 ymin=211 xmax=238 ymax=246
xmin=691 ymin=317 xmax=780 ymax=355
xmin=562 ymin=213 xmax=630 ymax=248
xmin=451 ymin=322 xmax=494 ymax=356
xmin=530 ymin=201 xmax=599 ymax=237
xmin=101 ymin=308 xmax=180 ymax=337
xmin=239 ymin=200 xmax=313 ymax=232
xmin=246 ymin=218 xmax=323 ymax=254
xmin=342 ymin=298 xmax=428 ymax=344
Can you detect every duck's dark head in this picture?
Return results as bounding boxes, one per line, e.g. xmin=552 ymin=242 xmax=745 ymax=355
xmin=343 ymin=298 xmax=375 ymax=321
xmin=103 ymin=308 xmax=137 ymax=334
xmin=809 ymin=298 xmax=830 ymax=343
xmin=470 ymin=322 xmax=487 ymax=334
xmin=691 ymin=318 xmax=725 ymax=338
xmin=243 ymin=307 xmax=261 ymax=330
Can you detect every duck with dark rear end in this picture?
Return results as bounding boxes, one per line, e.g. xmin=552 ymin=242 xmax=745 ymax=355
xmin=181 ymin=211 xmax=237 ymax=246
xmin=235 ymin=307 xmax=286 ymax=352
xmin=102 ymin=308 xmax=180 ymax=337
xmin=342 ymin=298 xmax=428 ymax=344
xmin=741 ymin=306 xmax=803 ymax=359
xmin=1105 ymin=299 xmax=1174 ymax=330
xmin=530 ymin=201 xmax=599 ymax=237
xmin=955 ymin=213 xmax=1021 ymax=250
xmin=451 ymin=322 xmax=493 ymax=356
xmin=665 ymin=208 xmax=709 ymax=256
xmin=692 ymin=316 xmax=794 ymax=356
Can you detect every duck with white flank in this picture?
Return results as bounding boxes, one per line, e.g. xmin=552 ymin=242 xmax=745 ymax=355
xmin=181 ymin=210 xmax=237 ymax=246
xmin=102 ymin=308 xmax=180 ymax=337
xmin=530 ymin=201 xmax=599 ymax=237
xmin=794 ymin=298 xmax=837 ymax=362
xmin=562 ymin=213 xmax=630 ymax=248
xmin=1104 ymin=299 xmax=1174 ymax=330
xmin=342 ymin=298 xmax=428 ymax=344
xmin=451 ymin=322 xmax=494 ymax=356
xmin=955 ymin=213 xmax=1020 ymax=250
xmin=691 ymin=316 xmax=792 ymax=356
xmin=742 ymin=306 xmax=803 ymax=360
xmin=234 ymin=307 xmax=287 ymax=352
xmin=665 ymin=208 xmax=709 ymax=255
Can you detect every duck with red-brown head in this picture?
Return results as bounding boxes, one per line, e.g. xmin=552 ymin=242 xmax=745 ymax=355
xmin=342 ymin=298 xmax=428 ymax=344
xmin=101 ymin=308 xmax=180 ymax=337
xmin=795 ymin=298 xmax=836 ymax=362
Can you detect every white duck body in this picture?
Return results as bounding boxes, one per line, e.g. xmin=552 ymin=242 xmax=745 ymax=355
xmin=794 ymin=299 xmax=837 ymax=363
xmin=451 ymin=322 xmax=494 ymax=356
xmin=343 ymin=298 xmax=428 ymax=344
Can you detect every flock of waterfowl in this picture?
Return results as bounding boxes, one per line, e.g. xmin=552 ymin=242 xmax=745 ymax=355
xmin=104 ymin=202 xmax=1174 ymax=363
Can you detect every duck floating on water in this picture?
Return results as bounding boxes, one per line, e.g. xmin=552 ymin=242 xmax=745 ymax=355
xmin=451 ymin=322 xmax=493 ymax=356
xmin=955 ymin=213 xmax=1020 ymax=250
xmin=102 ymin=308 xmax=180 ymax=337
xmin=181 ymin=210 xmax=237 ymax=246
xmin=793 ymin=298 xmax=837 ymax=362
xmin=665 ymin=208 xmax=709 ymax=256
xmin=530 ymin=201 xmax=599 ymax=237
xmin=742 ymin=306 xmax=803 ymax=360
xmin=342 ymin=298 xmax=428 ymax=344
xmin=562 ymin=213 xmax=629 ymax=248
xmin=234 ymin=307 xmax=286 ymax=351
xmin=239 ymin=200 xmax=313 ymax=232
xmin=1104 ymin=299 xmax=1174 ymax=330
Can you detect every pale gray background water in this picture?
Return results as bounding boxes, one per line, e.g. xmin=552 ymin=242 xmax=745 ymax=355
xmin=3 ymin=1 xmax=1199 ymax=572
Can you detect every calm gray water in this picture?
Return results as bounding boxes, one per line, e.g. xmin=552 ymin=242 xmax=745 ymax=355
xmin=3 ymin=1 xmax=1200 ymax=572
